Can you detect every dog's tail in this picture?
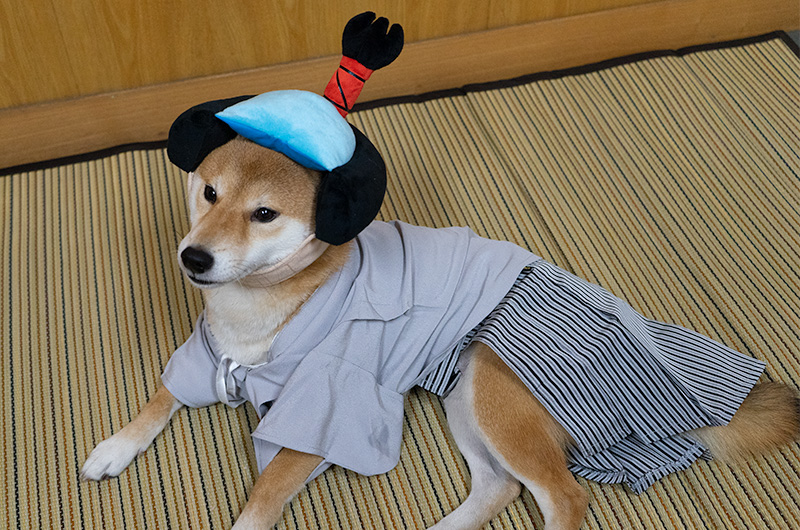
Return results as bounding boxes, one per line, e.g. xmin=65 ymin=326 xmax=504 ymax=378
xmin=691 ymin=382 xmax=800 ymax=462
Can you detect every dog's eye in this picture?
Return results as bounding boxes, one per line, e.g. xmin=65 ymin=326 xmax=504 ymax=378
xmin=252 ymin=207 xmax=279 ymax=223
xmin=203 ymin=185 xmax=217 ymax=204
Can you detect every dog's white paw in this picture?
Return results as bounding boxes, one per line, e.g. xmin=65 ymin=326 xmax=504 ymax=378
xmin=80 ymin=432 xmax=150 ymax=481
xmin=231 ymin=513 xmax=273 ymax=530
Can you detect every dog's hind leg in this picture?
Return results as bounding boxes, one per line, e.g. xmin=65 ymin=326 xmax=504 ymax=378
xmin=81 ymin=385 xmax=183 ymax=481
xmin=429 ymin=352 xmax=522 ymax=530
xmin=472 ymin=343 xmax=588 ymax=530
xmin=439 ymin=342 xmax=588 ymax=530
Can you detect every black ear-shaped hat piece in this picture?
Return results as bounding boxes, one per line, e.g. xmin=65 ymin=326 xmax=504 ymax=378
xmin=167 ymin=95 xmax=253 ymax=172
xmin=315 ymin=125 xmax=386 ymax=245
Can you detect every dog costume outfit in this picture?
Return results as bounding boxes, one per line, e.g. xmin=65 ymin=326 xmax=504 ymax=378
xmin=163 ymin=13 xmax=765 ymax=492
xmin=162 ymin=220 xmax=764 ymax=492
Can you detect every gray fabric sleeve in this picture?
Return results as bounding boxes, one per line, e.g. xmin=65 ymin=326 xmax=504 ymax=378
xmin=250 ymin=349 xmax=405 ymax=477
xmin=161 ymin=312 xmax=221 ymax=408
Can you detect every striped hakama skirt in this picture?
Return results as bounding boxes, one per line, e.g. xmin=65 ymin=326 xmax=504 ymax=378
xmin=423 ymin=260 xmax=765 ymax=493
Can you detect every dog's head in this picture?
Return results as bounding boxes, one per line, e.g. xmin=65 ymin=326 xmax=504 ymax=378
xmin=177 ymin=137 xmax=322 ymax=287
xmin=166 ymin=13 xmax=404 ymax=288
xmin=166 ymin=92 xmax=387 ymax=288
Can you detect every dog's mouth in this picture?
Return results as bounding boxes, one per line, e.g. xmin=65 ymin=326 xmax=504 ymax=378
xmin=187 ymin=274 xmax=218 ymax=287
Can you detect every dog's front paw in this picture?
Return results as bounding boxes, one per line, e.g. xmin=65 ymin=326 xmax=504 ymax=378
xmin=80 ymin=433 xmax=150 ymax=481
xmin=231 ymin=514 xmax=267 ymax=530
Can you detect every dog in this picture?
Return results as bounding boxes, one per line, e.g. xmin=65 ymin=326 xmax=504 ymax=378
xmin=81 ymin=131 xmax=800 ymax=530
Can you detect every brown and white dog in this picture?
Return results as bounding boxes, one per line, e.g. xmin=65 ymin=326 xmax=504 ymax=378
xmin=80 ymin=134 xmax=800 ymax=530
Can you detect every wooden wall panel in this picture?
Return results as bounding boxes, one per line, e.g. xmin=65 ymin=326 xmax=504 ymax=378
xmin=1 ymin=0 xmax=797 ymax=170
xmin=0 ymin=0 xmax=661 ymax=109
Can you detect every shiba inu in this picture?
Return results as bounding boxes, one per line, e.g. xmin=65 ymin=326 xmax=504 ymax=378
xmin=80 ymin=12 xmax=800 ymax=530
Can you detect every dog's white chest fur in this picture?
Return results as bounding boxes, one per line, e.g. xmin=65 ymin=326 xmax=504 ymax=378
xmin=204 ymin=283 xmax=297 ymax=366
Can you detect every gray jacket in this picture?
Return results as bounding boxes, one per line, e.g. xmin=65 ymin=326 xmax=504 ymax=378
xmin=162 ymin=220 xmax=538 ymax=481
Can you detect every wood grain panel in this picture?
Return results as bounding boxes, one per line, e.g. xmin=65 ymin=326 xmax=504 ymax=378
xmin=0 ymin=0 xmax=663 ymax=109
xmin=0 ymin=0 xmax=798 ymax=170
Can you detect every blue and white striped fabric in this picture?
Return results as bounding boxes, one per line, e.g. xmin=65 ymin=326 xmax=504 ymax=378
xmin=421 ymin=261 xmax=765 ymax=493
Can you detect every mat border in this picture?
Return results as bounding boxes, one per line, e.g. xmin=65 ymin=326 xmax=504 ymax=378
xmin=0 ymin=140 xmax=171 ymax=177
xmin=2 ymin=31 xmax=796 ymax=177
xmin=354 ymin=30 xmax=799 ymax=111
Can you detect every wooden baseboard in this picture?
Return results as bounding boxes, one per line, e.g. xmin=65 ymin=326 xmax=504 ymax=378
xmin=1 ymin=0 xmax=797 ymax=171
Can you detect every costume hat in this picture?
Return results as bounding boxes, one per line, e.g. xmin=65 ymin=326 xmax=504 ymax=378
xmin=167 ymin=12 xmax=403 ymax=245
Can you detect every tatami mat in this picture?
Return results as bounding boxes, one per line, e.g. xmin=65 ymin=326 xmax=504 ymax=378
xmin=2 ymin=33 xmax=798 ymax=529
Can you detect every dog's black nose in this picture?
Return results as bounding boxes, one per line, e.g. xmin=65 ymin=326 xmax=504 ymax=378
xmin=181 ymin=247 xmax=215 ymax=274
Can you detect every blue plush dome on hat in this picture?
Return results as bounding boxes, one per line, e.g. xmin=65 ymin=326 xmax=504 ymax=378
xmin=215 ymin=90 xmax=356 ymax=171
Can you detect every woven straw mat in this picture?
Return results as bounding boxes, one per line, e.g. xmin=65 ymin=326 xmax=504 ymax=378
xmin=2 ymin=34 xmax=799 ymax=529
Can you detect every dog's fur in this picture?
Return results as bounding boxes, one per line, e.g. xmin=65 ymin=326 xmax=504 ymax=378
xmin=82 ymin=136 xmax=800 ymax=529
